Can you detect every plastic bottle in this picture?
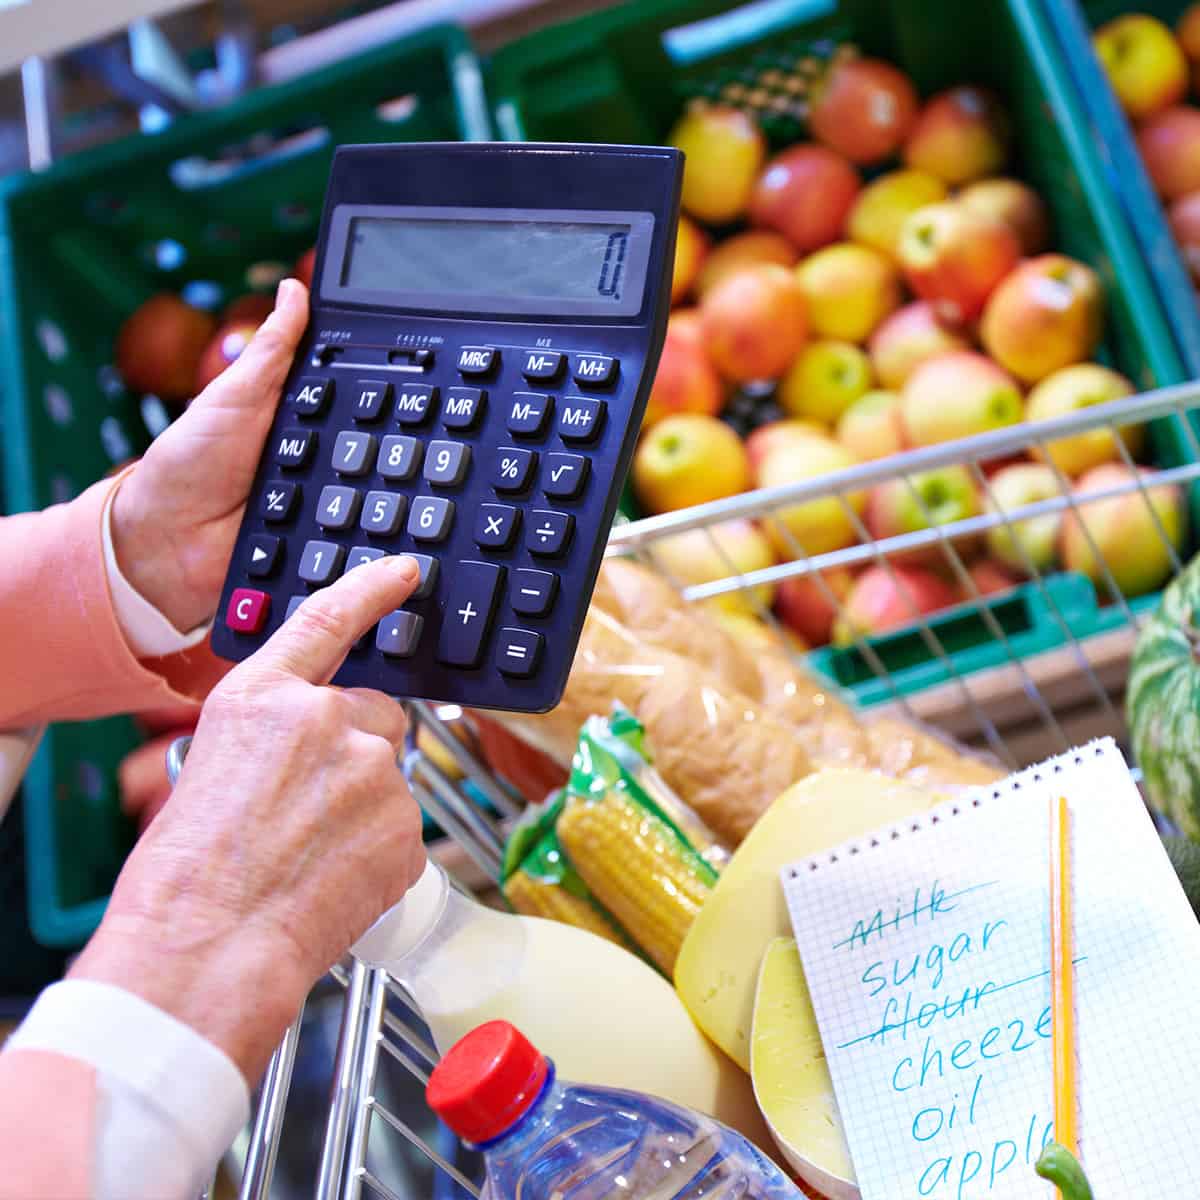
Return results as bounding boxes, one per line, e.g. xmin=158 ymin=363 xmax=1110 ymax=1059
xmin=352 ymin=862 xmax=772 ymax=1148
xmin=426 ymin=1020 xmax=802 ymax=1199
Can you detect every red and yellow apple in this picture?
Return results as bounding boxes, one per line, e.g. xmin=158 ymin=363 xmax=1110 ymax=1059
xmin=746 ymin=418 xmax=829 ymax=474
xmin=749 ymin=144 xmax=862 ymax=253
xmin=632 ymin=413 xmax=751 ymax=513
xmin=700 ymin=263 xmax=808 ymax=381
xmin=897 ymin=201 xmax=1021 ymax=325
xmin=833 ymin=563 xmax=958 ymax=644
xmin=809 ymin=56 xmax=919 ymax=165
xmin=1169 ymin=190 xmax=1200 ymax=282
xmin=1060 ymin=463 xmax=1186 ymax=596
xmin=777 ymin=339 xmax=873 ymax=425
xmin=983 ymin=462 xmax=1063 ymax=573
xmin=1093 ymin=13 xmax=1188 ymax=121
xmin=868 ymin=301 xmax=971 ymax=390
xmin=643 ymin=322 xmax=725 ymax=429
xmin=836 ymin=389 xmax=905 ymax=461
xmin=1026 ymin=363 xmax=1141 ymax=477
xmin=957 ymin=177 xmax=1051 ymax=256
xmin=223 ymin=292 xmax=274 ymax=326
xmin=900 ymin=351 xmax=1023 ymax=447
xmin=1137 ymin=105 xmax=1200 ymax=199
xmin=695 ymin=230 xmax=798 ymax=298
xmin=796 ymin=242 xmax=902 ymax=343
xmin=669 ymin=104 xmax=767 ymax=224
xmin=847 ymin=168 xmax=948 ymax=259
xmin=903 ymin=86 xmax=1010 ymax=186
xmin=116 ymin=293 xmax=217 ymax=401
xmin=672 ymin=215 xmax=711 ymax=303
xmin=194 ymin=320 xmax=259 ymax=392
xmin=866 ymin=464 xmax=981 ymax=565
xmin=980 ymin=254 xmax=1104 ymax=383
xmin=774 ymin=566 xmax=856 ymax=647
xmin=968 ymin=559 xmax=1024 ymax=598
xmin=646 ymin=518 xmax=777 ymax=615
xmin=1178 ymin=3 xmax=1200 ymax=86
xmin=294 ymin=247 xmax=316 ymax=289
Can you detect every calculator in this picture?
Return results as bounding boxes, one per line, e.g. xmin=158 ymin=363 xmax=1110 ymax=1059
xmin=210 ymin=142 xmax=683 ymax=712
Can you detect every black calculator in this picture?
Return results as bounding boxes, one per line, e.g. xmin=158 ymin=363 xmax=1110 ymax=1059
xmin=210 ymin=142 xmax=682 ymax=712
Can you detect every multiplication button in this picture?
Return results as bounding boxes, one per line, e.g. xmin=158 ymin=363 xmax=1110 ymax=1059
xmin=475 ymin=504 xmax=519 ymax=550
xmin=497 ymin=629 xmax=543 ymax=678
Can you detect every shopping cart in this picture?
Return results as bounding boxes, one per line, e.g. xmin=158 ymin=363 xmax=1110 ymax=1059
xmin=169 ymin=380 xmax=1199 ymax=1200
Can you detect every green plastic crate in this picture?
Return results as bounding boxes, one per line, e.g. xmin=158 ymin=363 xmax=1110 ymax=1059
xmin=0 ymin=24 xmax=489 ymax=948
xmin=487 ymin=0 xmax=1198 ymax=704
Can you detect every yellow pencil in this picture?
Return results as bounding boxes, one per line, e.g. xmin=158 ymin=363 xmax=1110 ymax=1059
xmin=1050 ymin=793 xmax=1077 ymax=1165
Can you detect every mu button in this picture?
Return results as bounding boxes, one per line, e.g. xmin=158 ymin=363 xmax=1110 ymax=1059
xmin=226 ymin=588 xmax=270 ymax=634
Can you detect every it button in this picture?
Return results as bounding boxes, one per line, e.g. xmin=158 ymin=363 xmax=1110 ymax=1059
xmin=226 ymin=588 xmax=270 ymax=633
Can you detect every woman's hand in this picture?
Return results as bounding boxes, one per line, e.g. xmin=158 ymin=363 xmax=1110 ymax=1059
xmin=109 ymin=280 xmax=309 ymax=635
xmin=71 ymin=554 xmax=427 ymax=1083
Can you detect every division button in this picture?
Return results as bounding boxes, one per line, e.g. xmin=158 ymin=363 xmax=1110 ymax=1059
xmin=526 ymin=509 xmax=574 ymax=558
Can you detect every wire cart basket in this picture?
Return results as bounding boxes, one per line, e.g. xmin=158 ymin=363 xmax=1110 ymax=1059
xmin=168 ymin=381 xmax=1199 ymax=1200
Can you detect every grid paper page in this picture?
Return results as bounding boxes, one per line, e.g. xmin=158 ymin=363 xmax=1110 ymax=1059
xmin=780 ymin=739 xmax=1200 ymax=1199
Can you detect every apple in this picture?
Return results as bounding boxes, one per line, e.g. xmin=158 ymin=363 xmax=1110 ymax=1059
xmin=968 ymin=559 xmax=1024 ymax=598
xmin=1093 ymin=14 xmax=1188 ymax=121
xmin=646 ymin=518 xmax=777 ymax=615
xmin=632 ymin=413 xmax=751 ymax=513
xmin=957 ymin=178 xmax=1051 ymax=256
xmin=866 ymin=464 xmax=982 ymax=566
xmin=643 ymin=323 xmax=725 ymax=429
xmin=194 ymin=320 xmax=260 ymax=392
xmin=833 ymin=563 xmax=958 ymax=645
xmin=116 ymin=293 xmax=217 ymax=401
xmin=809 ymin=56 xmax=919 ymax=165
xmin=903 ymin=86 xmax=1011 ymax=186
xmin=777 ymin=339 xmax=873 ymax=425
xmin=774 ymin=566 xmax=856 ymax=646
xmin=868 ymin=301 xmax=970 ymax=389
xmin=1060 ymin=463 xmax=1186 ymax=597
xmin=1179 ymin=2 xmax=1200 ymax=87
xmin=1136 ymin=105 xmax=1200 ymax=199
xmin=1169 ymin=191 xmax=1200 ymax=281
xmin=749 ymin=144 xmax=862 ymax=253
xmin=695 ymin=230 xmax=798 ymax=299
xmin=900 ymin=351 xmax=1023 ymax=447
xmin=837 ymin=389 xmax=905 ymax=461
xmin=294 ymin=247 xmax=316 ymax=289
xmin=700 ymin=263 xmax=808 ymax=382
xmin=672 ymin=215 xmax=711 ymax=303
xmin=795 ymin=242 xmax=902 ymax=343
xmin=669 ymin=104 xmax=766 ymax=224
xmin=223 ymin=292 xmax=274 ymax=325
xmin=756 ymin=435 xmax=866 ymax=557
xmin=746 ymin=418 xmax=829 ymax=474
xmin=1026 ymin=363 xmax=1142 ymax=477
xmin=847 ymin=168 xmax=948 ymax=259
xmin=897 ymin=201 xmax=1021 ymax=325
xmin=983 ymin=462 xmax=1062 ymax=573
xmin=980 ymin=254 xmax=1104 ymax=383
xmin=668 ymin=307 xmax=703 ymax=345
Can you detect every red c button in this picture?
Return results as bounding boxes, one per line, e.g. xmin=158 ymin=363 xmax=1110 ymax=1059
xmin=226 ymin=587 xmax=270 ymax=633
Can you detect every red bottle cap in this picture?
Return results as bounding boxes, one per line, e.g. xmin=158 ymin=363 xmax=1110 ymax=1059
xmin=427 ymin=1021 xmax=550 ymax=1145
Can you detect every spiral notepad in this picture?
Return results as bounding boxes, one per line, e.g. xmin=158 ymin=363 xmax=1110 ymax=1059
xmin=780 ymin=738 xmax=1200 ymax=1198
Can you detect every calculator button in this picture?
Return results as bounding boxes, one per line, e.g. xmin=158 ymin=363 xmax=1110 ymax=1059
xmin=407 ymin=554 xmax=439 ymax=599
xmin=246 ymin=533 xmax=281 ymax=578
xmin=443 ymin=387 xmax=485 ymax=431
xmin=226 ymin=587 xmax=270 ymax=633
xmin=437 ymin=561 xmax=503 ymax=668
xmin=457 ymin=346 xmax=498 ymax=377
xmin=493 ymin=447 xmax=537 ymax=493
xmin=360 ymin=491 xmax=406 ymax=536
xmin=557 ymin=397 xmax=606 ymax=444
xmin=285 ymin=595 xmax=306 ymax=621
xmin=290 ymin=377 xmax=333 ymax=416
xmin=333 ymin=431 xmax=376 ymax=476
xmin=298 ymin=539 xmax=345 ymax=586
xmin=497 ymin=628 xmax=543 ymax=678
xmin=317 ymin=485 xmax=362 ymax=531
xmin=353 ymin=379 xmax=391 ymax=422
xmin=527 ymin=510 xmax=574 ymax=557
xmin=395 ymin=384 xmax=436 ymax=425
xmin=424 ymin=440 xmax=471 ymax=487
xmin=542 ymin=453 xmax=589 ymax=499
xmin=507 ymin=392 xmax=553 ymax=438
xmin=511 ymin=569 xmax=558 ymax=616
xmin=379 ymin=435 xmax=422 ymax=482
xmin=275 ymin=428 xmax=316 ymax=469
xmin=521 ymin=349 xmax=564 ymax=382
xmin=571 ymin=353 xmax=617 ymax=387
xmin=260 ymin=481 xmax=299 ymax=522
xmin=408 ymin=496 xmax=455 ymax=543
xmin=475 ymin=504 xmax=520 ymax=550
xmin=376 ymin=610 xmax=424 ymax=658
xmin=346 ymin=546 xmax=386 ymax=571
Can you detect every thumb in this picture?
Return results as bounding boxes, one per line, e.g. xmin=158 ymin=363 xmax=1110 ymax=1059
xmin=247 ymin=555 xmax=420 ymax=684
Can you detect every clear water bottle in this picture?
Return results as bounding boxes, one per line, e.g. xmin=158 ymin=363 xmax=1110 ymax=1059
xmin=426 ymin=1020 xmax=803 ymax=1199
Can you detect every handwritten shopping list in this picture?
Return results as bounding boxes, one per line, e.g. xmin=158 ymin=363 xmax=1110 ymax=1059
xmin=782 ymin=741 xmax=1200 ymax=1199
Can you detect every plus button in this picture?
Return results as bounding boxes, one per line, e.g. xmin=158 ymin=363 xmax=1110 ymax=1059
xmin=458 ymin=602 xmax=478 ymax=625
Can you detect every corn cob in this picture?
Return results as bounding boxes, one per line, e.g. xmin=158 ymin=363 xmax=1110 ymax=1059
xmin=502 ymin=871 xmax=626 ymax=947
xmin=557 ymin=791 xmax=715 ymax=975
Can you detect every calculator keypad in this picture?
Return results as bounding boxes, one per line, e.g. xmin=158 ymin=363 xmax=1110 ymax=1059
xmin=424 ymin=440 xmax=470 ymax=487
xmin=360 ymin=491 xmax=406 ymax=536
xmin=475 ymin=504 xmax=520 ymax=550
xmin=408 ymin=496 xmax=455 ymax=542
xmin=352 ymin=380 xmax=391 ymax=421
xmin=276 ymin=429 xmax=316 ymax=468
xmin=333 ymin=431 xmax=376 ymax=476
xmin=442 ymin=388 xmax=485 ymax=430
xmin=379 ymin=436 xmax=422 ymax=482
xmin=298 ymin=540 xmax=344 ymax=586
xmin=317 ymin=485 xmax=361 ymax=531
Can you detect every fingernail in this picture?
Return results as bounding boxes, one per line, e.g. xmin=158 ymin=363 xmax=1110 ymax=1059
xmin=275 ymin=277 xmax=299 ymax=306
xmin=392 ymin=554 xmax=420 ymax=583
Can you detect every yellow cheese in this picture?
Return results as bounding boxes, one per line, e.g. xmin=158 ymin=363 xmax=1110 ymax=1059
xmin=674 ymin=768 xmax=943 ymax=1070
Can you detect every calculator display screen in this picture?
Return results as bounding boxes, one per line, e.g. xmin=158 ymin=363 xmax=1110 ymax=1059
xmin=324 ymin=206 xmax=655 ymax=319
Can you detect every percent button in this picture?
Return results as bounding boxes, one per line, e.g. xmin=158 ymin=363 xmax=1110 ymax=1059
xmin=492 ymin=446 xmax=537 ymax=493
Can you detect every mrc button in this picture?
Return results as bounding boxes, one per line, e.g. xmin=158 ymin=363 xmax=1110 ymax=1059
xmin=571 ymin=353 xmax=616 ymax=387
xmin=457 ymin=346 xmax=498 ymax=376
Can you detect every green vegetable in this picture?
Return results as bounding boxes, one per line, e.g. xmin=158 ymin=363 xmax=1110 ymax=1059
xmin=1035 ymin=1142 xmax=1094 ymax=1200
xmin=1162 ymin=834 xmax=1200 ymax=918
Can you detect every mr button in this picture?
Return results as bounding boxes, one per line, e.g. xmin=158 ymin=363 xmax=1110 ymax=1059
xmin=226 ymin=588 xmax=270 ymax=633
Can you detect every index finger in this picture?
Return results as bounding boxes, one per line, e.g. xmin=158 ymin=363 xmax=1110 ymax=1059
xmin=247 ymin=555 xmax=420 ymax=684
